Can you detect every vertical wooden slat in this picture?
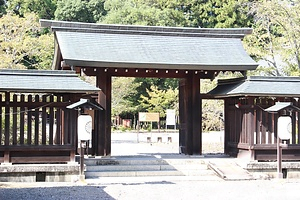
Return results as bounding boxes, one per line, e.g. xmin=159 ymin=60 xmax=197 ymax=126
xmin=55 ymin=95 xmax=62 ymax=145
xmin=20 ymin=94 xmax=25 ymax=144
xmin=261 ymin=99 xmax=267 ymax=144
xmin=236 ymin=103 xmax=241 ymax=143
xmin=298 ymin=100 xmax=300 ymax=144
xmin=248 ymin=98 xmax=255 ymax=146
xmin=5 ymin=92 xmax=10 ymax=146
xmin=62 ymin=110 xmax=70 ymax=144
xmin=12 ymin=94 xmax=17 ymax=145
xmin=42 ymin=95 xmax=47 ymax=145
xmin=256 ymin=108 xmax=262 ymax=144
xmin=0 ymin=93 xmax=2 ymax=145
xmin=55 ymin=110 xmax=61 ymax=145
xmin=27 ymin=95 xmax=32 ymax=145
xmin=292 ymin=111 xmax=296 ymax=144
xmin=49 ymin=95 xmax=54 ymax=145
xmin=34 ymin=94 xmax=40 ymax=145
xmin=267 ymin=113 xmax=272 ymax=144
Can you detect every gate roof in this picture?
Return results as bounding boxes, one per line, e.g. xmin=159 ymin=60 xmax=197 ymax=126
xmin=40 ymin=20 xmax=258 ymax=71
xmin=209 ymin=76 xmax=300 ymax=97
xmin=0 ymin=69 xmax=100 ymax=93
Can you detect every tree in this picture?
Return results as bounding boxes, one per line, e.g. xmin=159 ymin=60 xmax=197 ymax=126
xmin=0 ymin=12 xmax=53 ymax=69
xmin=55 ymin=0 xmax=106 ymax=23
xmin=177 ymin=0 xmax=253 ymax=28
xmin=112 ymin=77 xmax=141 ymax=117
xmin=244 ymin=0 xmax=300 ymax=76
xmin=0 ymin=0 xmax=6 ymax=17
xmin=101 ymin=0 xmax=189 ymax=26
xmin=7 ymin=0 xmax=57 ymax=19
xmin=139 ymin=85 xmax=178 ymax=118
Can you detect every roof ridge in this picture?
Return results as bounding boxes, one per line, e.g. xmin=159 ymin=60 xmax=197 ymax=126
xmin=0 ymin=69 xmax=77 ymax=77
xmin=248 ymin=76 xmax=300 ymax=82
xmin=40 ymin=19 xmax=252 ymax=38
xmin=51 ymin=26 xmax=245 ymax=38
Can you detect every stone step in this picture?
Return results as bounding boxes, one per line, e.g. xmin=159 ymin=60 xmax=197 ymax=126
xmin=84 ymin=157 xmax=205 ymax=166
xmin=84 ymin=155 xmax=215 ymax=178
xmin=86 ymin=164 xmax=208 ymax=172
xmin=85 ymin=170 xmax=184 ymax=178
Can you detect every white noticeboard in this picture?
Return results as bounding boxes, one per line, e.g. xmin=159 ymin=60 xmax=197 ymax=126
xmin=278 ymin=116 xmax=292 ymax=140
xmin=78 ymin=115 xmax=92 ymax=141
xmin=166 ymin=109 xmax=176 ymax=126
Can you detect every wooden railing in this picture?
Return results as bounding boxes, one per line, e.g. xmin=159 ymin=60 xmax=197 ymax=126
xmin=225 ymin=97 xmax=300 ymax=160
xmin=0 ymin=92 xmax=79 ymax=164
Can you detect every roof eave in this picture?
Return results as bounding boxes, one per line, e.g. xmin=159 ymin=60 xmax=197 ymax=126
xmin=64 ymin=59 xmax=258 ymax=71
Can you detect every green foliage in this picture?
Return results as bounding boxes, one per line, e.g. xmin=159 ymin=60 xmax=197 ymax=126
xmin=55 ymin=0 xmax=106 ymax=23
xmin=202 ymin=99 xmax=224 ymax=132
xmin=0 ymin=0 xmax=6 ymax=17
xmin=139 ymin=85 xmax=178 ymax=118
xmin=112 ymin=77 xmax=141 ymax=117
xmin=7 ymin=0 xmax=57 ymax=19
xmin=0 ymin=12 xmax=53 ymax=69
xmin=102 ymin=0 xmax=189 ymax=26
xmin=244 ymin=0 xmax=300 ymax=76
xmin=188 ymin=0 xmax=253 ymax=28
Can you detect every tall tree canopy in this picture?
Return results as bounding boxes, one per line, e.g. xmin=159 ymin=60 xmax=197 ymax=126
xmin=101 ymin=0 xmax=252 ymax=28
xmin=7 ymin=0 xmax=57 ymax=19
xmin=102 ymin=0 xmax=189 ymax=26
xmin=245 ymin=0 xmax=300 ymax=76
xmin=0 ymin=12 xmax=53 ymax=69
xmin=55 ymin=0 xmax=106 ymax=23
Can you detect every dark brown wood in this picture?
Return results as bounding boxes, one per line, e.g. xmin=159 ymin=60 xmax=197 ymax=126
xmin=27 ymin=95 xmax=32 ymax=145
xmin=20 ymin=94 xmax=25 ymax=145
xmin=192 ymin=73 xmax=201 ymax=155
xmin=34 ymin=94 xmax=39 ymax=145
xmin=12 ymin=94 xmax=17 ymax=145
xmin=49 ymin=95 xmax=54 ymax=145
xmin=0 ymin=91 xmax=84 ymax=164
xmin=42 ymin=95 xmax=47 ymax=145
xmin=96 ymin=72 xmax=112 ymax=156
xmin=83 ymin=67 xmax=218 ymax=79
xmin=179 ymin=79 xmax=186 ymax=153
xmin=5 ymin=92 xmax=10 ymax=146
xmin=0 ymin=93 xmax=2 ymax=145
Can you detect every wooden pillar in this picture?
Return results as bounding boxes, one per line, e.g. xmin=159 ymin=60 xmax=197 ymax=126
xmin=179 ymin=79 xmax=187 ymax=154
xmin=224 ymin=99 xmax=230 ymax=155
xmin=179 ymin=73 xmax=202 ymax=155
xmin=95 ymin=72 xmax=112 ymax=156
xmin=191 ymin=74 xmax=201 ymax=155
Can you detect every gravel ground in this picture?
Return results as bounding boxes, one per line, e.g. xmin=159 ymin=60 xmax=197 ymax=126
xmin=2 ymin=131 xmax=297 ymax=200
xmin=1 ymin=179 xmax=300 ymax=200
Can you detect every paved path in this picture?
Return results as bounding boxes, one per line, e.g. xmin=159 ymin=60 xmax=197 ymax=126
xmin=1 ymin=179 xmax=300 ymax=200
xmin=2 ymin=131 xmax=300 ymax=200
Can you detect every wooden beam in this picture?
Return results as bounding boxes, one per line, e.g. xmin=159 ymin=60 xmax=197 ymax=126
xmin=82 ymin=67 xmax=218 ymax=79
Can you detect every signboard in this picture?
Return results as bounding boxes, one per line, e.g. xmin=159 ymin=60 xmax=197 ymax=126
xmin=78 ymin=115 xmax=92 ymax=141
xmin=166 ymin=109 xmax=176 ymax=125
xmin=139 ymin=112 xmax=159 ymax=122
xmin=278 ymin=116 xmax=292 ymax=140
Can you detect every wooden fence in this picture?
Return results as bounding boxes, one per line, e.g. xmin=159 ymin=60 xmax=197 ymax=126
xmin=0 ymin=92 xmax=78 ymax=164
xmin=225 ymin=97 xmax=300 ymax=160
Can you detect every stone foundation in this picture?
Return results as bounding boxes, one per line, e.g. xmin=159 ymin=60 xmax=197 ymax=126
xmin=0 ymin=163 xmax=80 ymax=182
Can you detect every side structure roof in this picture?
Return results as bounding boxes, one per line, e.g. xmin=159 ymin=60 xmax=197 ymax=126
xmin=208 ymin=76 xmax=300 ymax=97
xmin=40 ymin=20 xmax=258 ymax=71
xmin=0 ymin=69 xmax=100 ymax=93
